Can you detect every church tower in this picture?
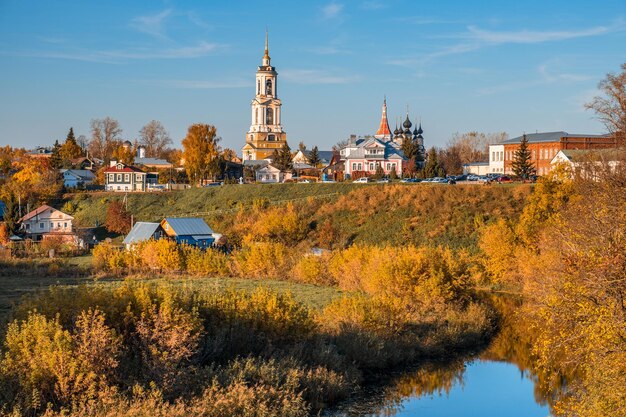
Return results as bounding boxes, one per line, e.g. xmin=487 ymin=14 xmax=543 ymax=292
xmin=242 ymin=31 xmax=287 ymax=160
xmin=374 ymin=98 xmax=392 ymax=141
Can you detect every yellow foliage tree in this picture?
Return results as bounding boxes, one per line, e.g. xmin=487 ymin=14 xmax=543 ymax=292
xmin=182 ymin=123 xmax=220 ymax=185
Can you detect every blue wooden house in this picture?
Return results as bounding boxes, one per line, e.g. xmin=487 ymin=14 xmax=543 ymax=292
xmin=160 ymin=218 xmax=215 ymax=248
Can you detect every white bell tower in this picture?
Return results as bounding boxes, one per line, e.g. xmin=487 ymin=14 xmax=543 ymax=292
xmin=242 ymin=30 xmax=287 ymax=160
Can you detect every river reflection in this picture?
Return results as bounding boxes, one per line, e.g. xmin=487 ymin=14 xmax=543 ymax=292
xmin=330 ymin=295 xmax=561 ymax=416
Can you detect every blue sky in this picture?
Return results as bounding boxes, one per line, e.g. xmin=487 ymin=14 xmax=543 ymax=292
xmin=1 ymin=0 xmax=625 ymax=153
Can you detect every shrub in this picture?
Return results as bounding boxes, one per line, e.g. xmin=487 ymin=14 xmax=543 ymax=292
xmin=183 ymin=245 xmax=230 ymax=276
xmin=232 ymin=242 xmax=294 ymax=279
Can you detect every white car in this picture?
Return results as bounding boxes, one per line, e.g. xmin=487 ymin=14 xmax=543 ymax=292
xmin=353 ymin=177 xmax=370 ymax=183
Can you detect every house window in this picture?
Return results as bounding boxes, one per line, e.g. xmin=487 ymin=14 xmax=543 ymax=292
xmin=272 ymin=174 xmax=276 ymax=180
xmin=358 ymin=163 xmax=362 ymax=170
xmin=369 ymin=163 xmax=374 ymax=171
xmin=64 ymin=222 xmax=67 ymax=228
xmin=40 ymin=222 xmax=44 ymax=229
xmin=25 ymin=224 xmax=30 ymax=230
xmin=386 ymin=163 xmax=390 ymax=170
xmin=117 ymin=174 xmax=122 ymax=182
xmin=352 ymin=163 xmax=356 ymax=171
xmin=124 ymin=174 xmax=129 ymax=181
xmin=108 ymin=174 xmax=114 ymax=182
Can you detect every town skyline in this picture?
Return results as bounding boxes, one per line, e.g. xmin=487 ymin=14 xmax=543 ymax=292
xmin=1 ymin=0 xmax=625 ymax=152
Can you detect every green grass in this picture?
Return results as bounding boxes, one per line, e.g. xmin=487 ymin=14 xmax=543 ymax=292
xmin=0 ymin=275 xmax=97 ymax=324
xmin=0 ymin=274 xmax=344 ymax=326
xmin=68 ymin=183 xmax=360 ymax=227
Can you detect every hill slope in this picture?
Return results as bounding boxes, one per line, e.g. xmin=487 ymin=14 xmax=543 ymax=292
xmin=65 ymin=183 xmax=531 ymax=249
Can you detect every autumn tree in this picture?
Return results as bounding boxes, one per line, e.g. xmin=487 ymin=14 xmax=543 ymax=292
xmin=221 ymin=148 xmax=238 ymax=162
xmin=139 ymin=120 xmax=172 ymax=158
xmin=111 ymin=143 xmax=135 ymax=165
xmin=0 ymin=223 xmax=9 ymax=245
xmin=182 ymin=123 xmax=220 ymax=185
xmin=438 ymin=147 xmax=463 ymax=175
xmin=105 ymin=201 xmax=132 ymax=234
xmin=298 ymin=141 xmax=307 ymax=152
xmin=59 ymin=127 xmax=83 ymax=162
xmin=0 ymin=146 xmax=15 ymax=176
xmin=10 ymin=157 xmax=62 ymax=206
xmin=523 ymin=168 xmax=626 ymax=416
xmin=272 ymin=142 xmax=293 ymax=172
xmin=512 ymin=134 xmax=535 ymax=180
xmin=585 ymin=62 xmax=626 ymax=145
xmin=446 ymin=131 xmax=506 ymax=164
xmin=308 ymin=146 xmax=321 ymax=167
xmin=89 ymin=117 xmax=122 ymax=162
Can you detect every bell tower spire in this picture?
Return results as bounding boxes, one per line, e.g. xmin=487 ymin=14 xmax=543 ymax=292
xmin=262 ymin=28 xmax=271 ymax=66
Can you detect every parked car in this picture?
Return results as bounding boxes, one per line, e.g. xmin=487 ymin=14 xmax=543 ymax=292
xmin=400 ymin=178 xmax=420 ymax=183
xmin=377 ymin=178 xmax=389 ymax=183
xmin=354 ymin=177 xmax=370 ymax=183
xmin=497 ymin=176 xmax=512 ymax=183
xmin=432 ymin=177 xmax=447 ymax=183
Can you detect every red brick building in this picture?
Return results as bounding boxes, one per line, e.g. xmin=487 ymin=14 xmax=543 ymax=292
xmin=493 ymin=132 xmax=617 ymax=176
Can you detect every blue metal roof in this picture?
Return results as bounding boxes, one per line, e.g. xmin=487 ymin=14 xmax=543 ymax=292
xmin=501 ymin=131 xmax=608 ymax=144
xmin=164 ymin=218 xmax=214 ymax=236
xmin=123 ymin=222 xmax=161 ymax=245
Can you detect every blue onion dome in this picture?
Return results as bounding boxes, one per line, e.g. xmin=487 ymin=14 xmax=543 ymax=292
xmin=403 ymin=115 xmax=412 ymax=130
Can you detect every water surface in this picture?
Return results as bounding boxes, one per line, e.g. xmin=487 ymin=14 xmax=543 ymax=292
xmin=381 ymin=359 xmax=550 ymax=417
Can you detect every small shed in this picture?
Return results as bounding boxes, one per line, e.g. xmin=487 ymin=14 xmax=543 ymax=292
xmin=123 ymin=222 xmax=164 ymax=250
xmin=160 ymin=218 xmax=215 ymax=248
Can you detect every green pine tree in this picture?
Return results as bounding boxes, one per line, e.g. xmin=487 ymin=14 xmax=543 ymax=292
xmin=3 ymin=193 xmax=20 ymax=235
xmin=512 ymin=134 xmax=535 ymax=180
xmin=272 ymin=142 xmax=293 ymax=171
xmin=50 ymin=140 xmax=62 ymax=169
xmin=422 ymin=147 xmax=446 ymax=178
xmin=308 ymin=146 xmax=321 ymax=167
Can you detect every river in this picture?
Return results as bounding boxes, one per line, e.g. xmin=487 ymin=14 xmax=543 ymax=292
xmin=331 ymin=295 xmax=555 ymax=416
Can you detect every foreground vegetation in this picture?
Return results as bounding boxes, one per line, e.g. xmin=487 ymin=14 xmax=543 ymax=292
xmin=0 ymin=278 xmax=494 ymax=416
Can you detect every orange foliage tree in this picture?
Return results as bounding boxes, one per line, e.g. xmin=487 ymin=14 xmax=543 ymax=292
xmin=105 ymin=201 xmax=131 ymax=234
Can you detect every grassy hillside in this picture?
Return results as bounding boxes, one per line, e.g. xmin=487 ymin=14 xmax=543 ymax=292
xmin=65 ymin=183 xmax=531 ymax=249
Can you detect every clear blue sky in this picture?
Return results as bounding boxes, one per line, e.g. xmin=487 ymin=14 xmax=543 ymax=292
xmin=1 ymin=0 xmax=625 ymax=153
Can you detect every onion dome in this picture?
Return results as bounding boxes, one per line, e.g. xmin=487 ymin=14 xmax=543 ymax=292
xmin=403 ymin=115 xmax=412 ymax=130
xmin=416 ymin=123 xmax=423 ymax=135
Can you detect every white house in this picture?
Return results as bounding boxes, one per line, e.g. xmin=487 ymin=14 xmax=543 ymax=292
xmin=551 ymin=149 xmax=624 ymax=179
xmin=256 ymin=165 xmax=285 ymax=183
xmin=61 ymin=169 xmax=96 ymax=188
xmin=463 ymin=162 xmax=490 ymax=176
xmin=488 ymin=144 xmax=505 ymax=174
xmin=19 ymin=205 xmax=74 ymax=241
